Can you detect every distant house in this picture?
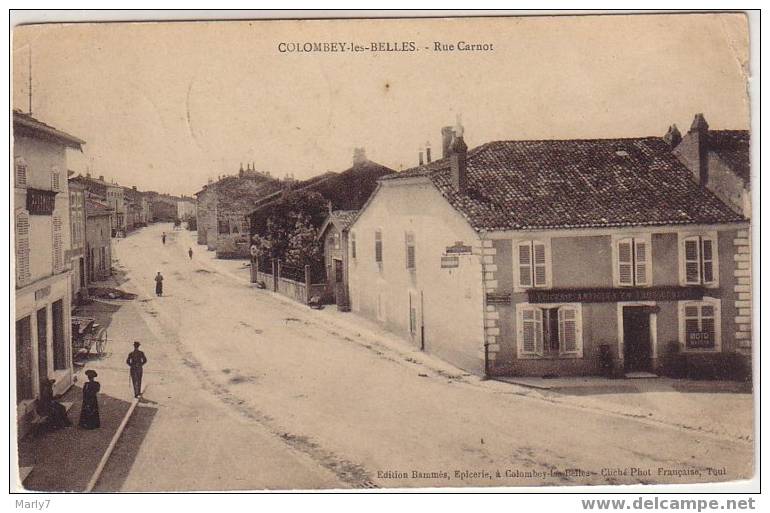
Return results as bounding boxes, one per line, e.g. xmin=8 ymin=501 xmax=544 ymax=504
xmin=68 ymin=178 xmax=88 ymax=302
xmin=195 ymin=165 xmax=283 ymax=258
xmin=317 ymin=209 xmax=359 ymax=309
xmin=85 ymin=197 xmax=114 ymax=281
xmin=248 ymin=148 xmax=395 ymax=245
xmin=14 ymin=110 xmax=84 ymax=437
xmin=348 ymin=124 xmax=749 ymax=378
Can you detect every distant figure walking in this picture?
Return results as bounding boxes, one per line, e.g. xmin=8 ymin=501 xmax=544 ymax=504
xmin=188 ymin=248 xmax=193 ymax=260
xmin=127 ymin=342 xmax=147 ymax=398
xmin=155 ymin=271 xmax=164 ymax=296
xmin=79 ymin=370 xmax=101 ymax=429
xmin=37 ymin=378 xmax=72 ymax=431
xmin=161 ymin=232 xmax=166 ymax=245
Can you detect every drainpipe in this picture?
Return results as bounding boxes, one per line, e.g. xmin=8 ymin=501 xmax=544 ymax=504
xmin=480 ymin=231 xmax=490 ymax=379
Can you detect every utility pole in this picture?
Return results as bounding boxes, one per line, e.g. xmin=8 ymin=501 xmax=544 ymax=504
xmin=28 ymin=45 xmax=32 ymax=114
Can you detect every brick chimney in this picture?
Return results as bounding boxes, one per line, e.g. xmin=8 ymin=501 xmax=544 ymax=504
xmin=418 ymin=148 xmax=424 ymax=166
xmin=425 ymin=142 xmax=432 ymax=163
xmin=353 ymin=147 xmax=367 ymax=166
xmin=450 ymin=123 xmax=468 ymax=194
xmin=663 ymin=124 xmax=682 ymax=148
xmin=99 ymin=175 xmax=104 ymax=181
xmin=673 ymin=114 xmax=711 ymax=186
xmin=441 ymin=126 xmax=455 ymax=158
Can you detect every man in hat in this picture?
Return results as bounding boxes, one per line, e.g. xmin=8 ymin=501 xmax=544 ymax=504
xmin=126 ymin=342 xmax=148 ymax=398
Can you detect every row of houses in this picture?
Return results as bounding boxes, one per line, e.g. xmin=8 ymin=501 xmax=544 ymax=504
xmin=313 ymin=115 xmax=752 ymax=379
xmin=13 ymin=110 xmax=113 ymax=437
xmin=12 ymin=109 xmax=198 ymax=437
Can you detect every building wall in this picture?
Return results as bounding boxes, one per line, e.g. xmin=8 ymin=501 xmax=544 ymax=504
xmin=86 ymin=214 xmax=112 ymax=281
xmin=69 ymin=186 xmax=87 ymax=301
xmin=486 ymin=225 xmax=748 ymax=377
xmin=348 ymin=181 xmax=486 ymax=374
xmin=14 ymin=133 xmax=75 ymax=435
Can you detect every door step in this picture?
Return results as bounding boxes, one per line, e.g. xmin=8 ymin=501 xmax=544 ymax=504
xmin=624 ymin=371 xmax=659 ymax=379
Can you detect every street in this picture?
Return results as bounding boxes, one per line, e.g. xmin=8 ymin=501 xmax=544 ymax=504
xmin=92 ymin=223 xmax=752 ymax=490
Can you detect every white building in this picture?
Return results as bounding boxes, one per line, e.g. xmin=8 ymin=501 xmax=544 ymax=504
xmin=14 ymin=110 xmax=85 ymax=437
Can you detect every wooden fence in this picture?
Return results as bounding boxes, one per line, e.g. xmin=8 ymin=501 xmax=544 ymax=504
xmin=251 ymin=257 xmax=327 ymax=305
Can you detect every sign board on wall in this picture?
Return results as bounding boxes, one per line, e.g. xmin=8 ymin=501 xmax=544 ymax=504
xmin=441 ymin=256 xmax=459 ymax=268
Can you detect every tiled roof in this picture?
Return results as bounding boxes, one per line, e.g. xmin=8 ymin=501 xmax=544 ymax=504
xmin=709 ymin=130 xmax=750 ymax=184
xmin=383 ymin=137 xmax=745 ymax=231
xmin=13 ymin=110 xmax=85 ymax=149
xmin=86 ymin=199 xmax=113 ymax=215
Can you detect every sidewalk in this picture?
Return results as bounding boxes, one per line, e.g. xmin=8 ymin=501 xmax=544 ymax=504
xmin=186 ymin=229 xmax=754 ymax=444
xmin=17 ymin=274 xmax=153 ymax=492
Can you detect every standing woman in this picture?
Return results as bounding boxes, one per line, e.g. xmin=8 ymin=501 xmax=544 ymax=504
xmin=155 ymin=271 xmax=164 ymax=297
xmin=79 ymin=370 xmax=100 ymax=429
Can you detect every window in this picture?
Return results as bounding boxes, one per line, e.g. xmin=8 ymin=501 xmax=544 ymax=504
xmin=374 ymin=230 xmax=383 ymax=265
xmin=516 ymin=240 xmax=550 ymax=289
xmin=681 ymin=235 xmax=717 ymax=286
xmin=350 ymin=232 xmax=357 ymax=259
xmin=408 ymin=293 xmax=417 ymax=335
xmin=614 ymin=236 xmax=650 ymax=287
xmin=332 ymin=232 xmax=340 ymax=250
xmin=52 ymin=214 xmax=63 ymax=273
xmin=15 ymin=211 xmax=31 ymax=286
xmin=15 ymin=157 xmax=27 ymax=188
xmin=51 ymin=166 xmax=61 ymax=191
xmin=405 ymin=232 xmax=416 ymax=270
xmin=517 ymin=304 xmax=582 ymax=357
xmin=679 ymin=299 xmax=720 ymax=351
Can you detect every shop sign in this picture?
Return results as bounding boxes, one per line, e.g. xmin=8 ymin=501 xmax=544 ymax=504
xmin=527 ymin=286 xmax=705 ymax=304
xmin=441 ymin=256 xmax=459 ymax=268
xmin=445 ymin=241 xmax=472 ymax=255
xmin=687 ymin=331 xmax=714 ymax=349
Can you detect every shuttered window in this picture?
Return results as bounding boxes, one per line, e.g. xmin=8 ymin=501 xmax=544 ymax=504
xmin=683 ymin=236 xmax=716 ymax=285
xmin=52 ymin=214 xmax=64 ymax=273
xmin=374 ymin=230 xmax=383 ymax=264
xmin=558 ymin=307 xmax=579 ymax=353
xmin=350 ymin=232 xmax=356 ymax=259
xmin=517 ymin=240 xmax=548 ymax=288
xmin=405 ymin=232 xmax=416 ymax=270
xmin=15 ymin=211 xmax=31 ymax=286
xmin=617 ymin=237 xmax=649 ymax=286
xmin=519 ymin=307 xmax=543 ymax=356
xmin=51 ymin=167 xmax=61 ymax=191
xmin=15 ymin=157 xmax=27 ymax=188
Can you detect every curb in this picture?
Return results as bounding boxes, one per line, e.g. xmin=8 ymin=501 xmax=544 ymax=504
xmin=84 ymin=387 xmax=146 ymax=492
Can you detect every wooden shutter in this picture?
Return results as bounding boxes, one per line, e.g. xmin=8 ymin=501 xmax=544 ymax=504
xmin=52 ymin=214 xmax=63 ymax=273
xmin=533 ymin=242 xmax=547 ymax=287
xmin=634 ymin=239 xmax=648 ymax=285
xmin=405 ymin=232 xmax=415 ymax=269
xmin=684 ymin=238 xmax=700 ymax=284
xmin=520 ymin=307 xmax=543 ymax=355
xmin=701 ymin=238 xmax=714 ymax=284
xmin=51 ymin=167 xmax=61 ymax=191
xmin=350 ymin=232 xmax=356 ymax=259
xmin=518 ymin=242 xmax=533 ymax=287
xmin=15 ymin=158 xmax=27 ymax=188
xmin=375 ymin=231 xmax=382 ymax=263
xmin=558 ymin=307 xmax=578 ymax=353
xmin=15 ymin=211 xmax=31 ymax=285
xmin=618 ymin=239 xmax=634 ymax=286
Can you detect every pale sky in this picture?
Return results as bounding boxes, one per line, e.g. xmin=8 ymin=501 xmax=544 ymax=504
xmin=12 ymin=14 xmax=750 ymax=196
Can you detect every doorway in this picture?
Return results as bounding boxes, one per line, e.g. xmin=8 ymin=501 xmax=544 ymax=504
xmin=36 ymin=307 xmax=48 ymax=390
xmin=623 ymin=306 xmax=652 ymax=372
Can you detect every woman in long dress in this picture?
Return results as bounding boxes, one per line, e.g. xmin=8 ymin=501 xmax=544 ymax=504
xmin=155 ymin=271 xmax=163 ymax=297
xmin=79 ymin=370 xmax=100 ymax=429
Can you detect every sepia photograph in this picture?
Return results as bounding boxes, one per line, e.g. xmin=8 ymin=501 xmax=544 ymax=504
xmin=9 ymin=10 xmax=757 ymax=496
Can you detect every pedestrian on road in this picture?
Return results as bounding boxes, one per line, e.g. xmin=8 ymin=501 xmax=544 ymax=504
xmin=162 ymin=232 xmax=166 ymax=245
xmin=188 ymin=247 xmax=193 ymax=260
xmin=127 ymin=342 xmax=147 ymax=398
xmin=37 ymin=378 xmax=72 ymax=431
xmin=155 ymin=271 xmax=164 ymax=296
xmin=79 ymin=370 xmax=101 ymax=429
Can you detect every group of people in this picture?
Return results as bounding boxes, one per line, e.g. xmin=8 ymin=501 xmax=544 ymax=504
xmin=35 ymin=342 xmax=148 ymax=434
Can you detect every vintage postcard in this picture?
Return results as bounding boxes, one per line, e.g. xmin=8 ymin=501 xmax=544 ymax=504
xmin=11 ymin=12 xmax=755 ymax=493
